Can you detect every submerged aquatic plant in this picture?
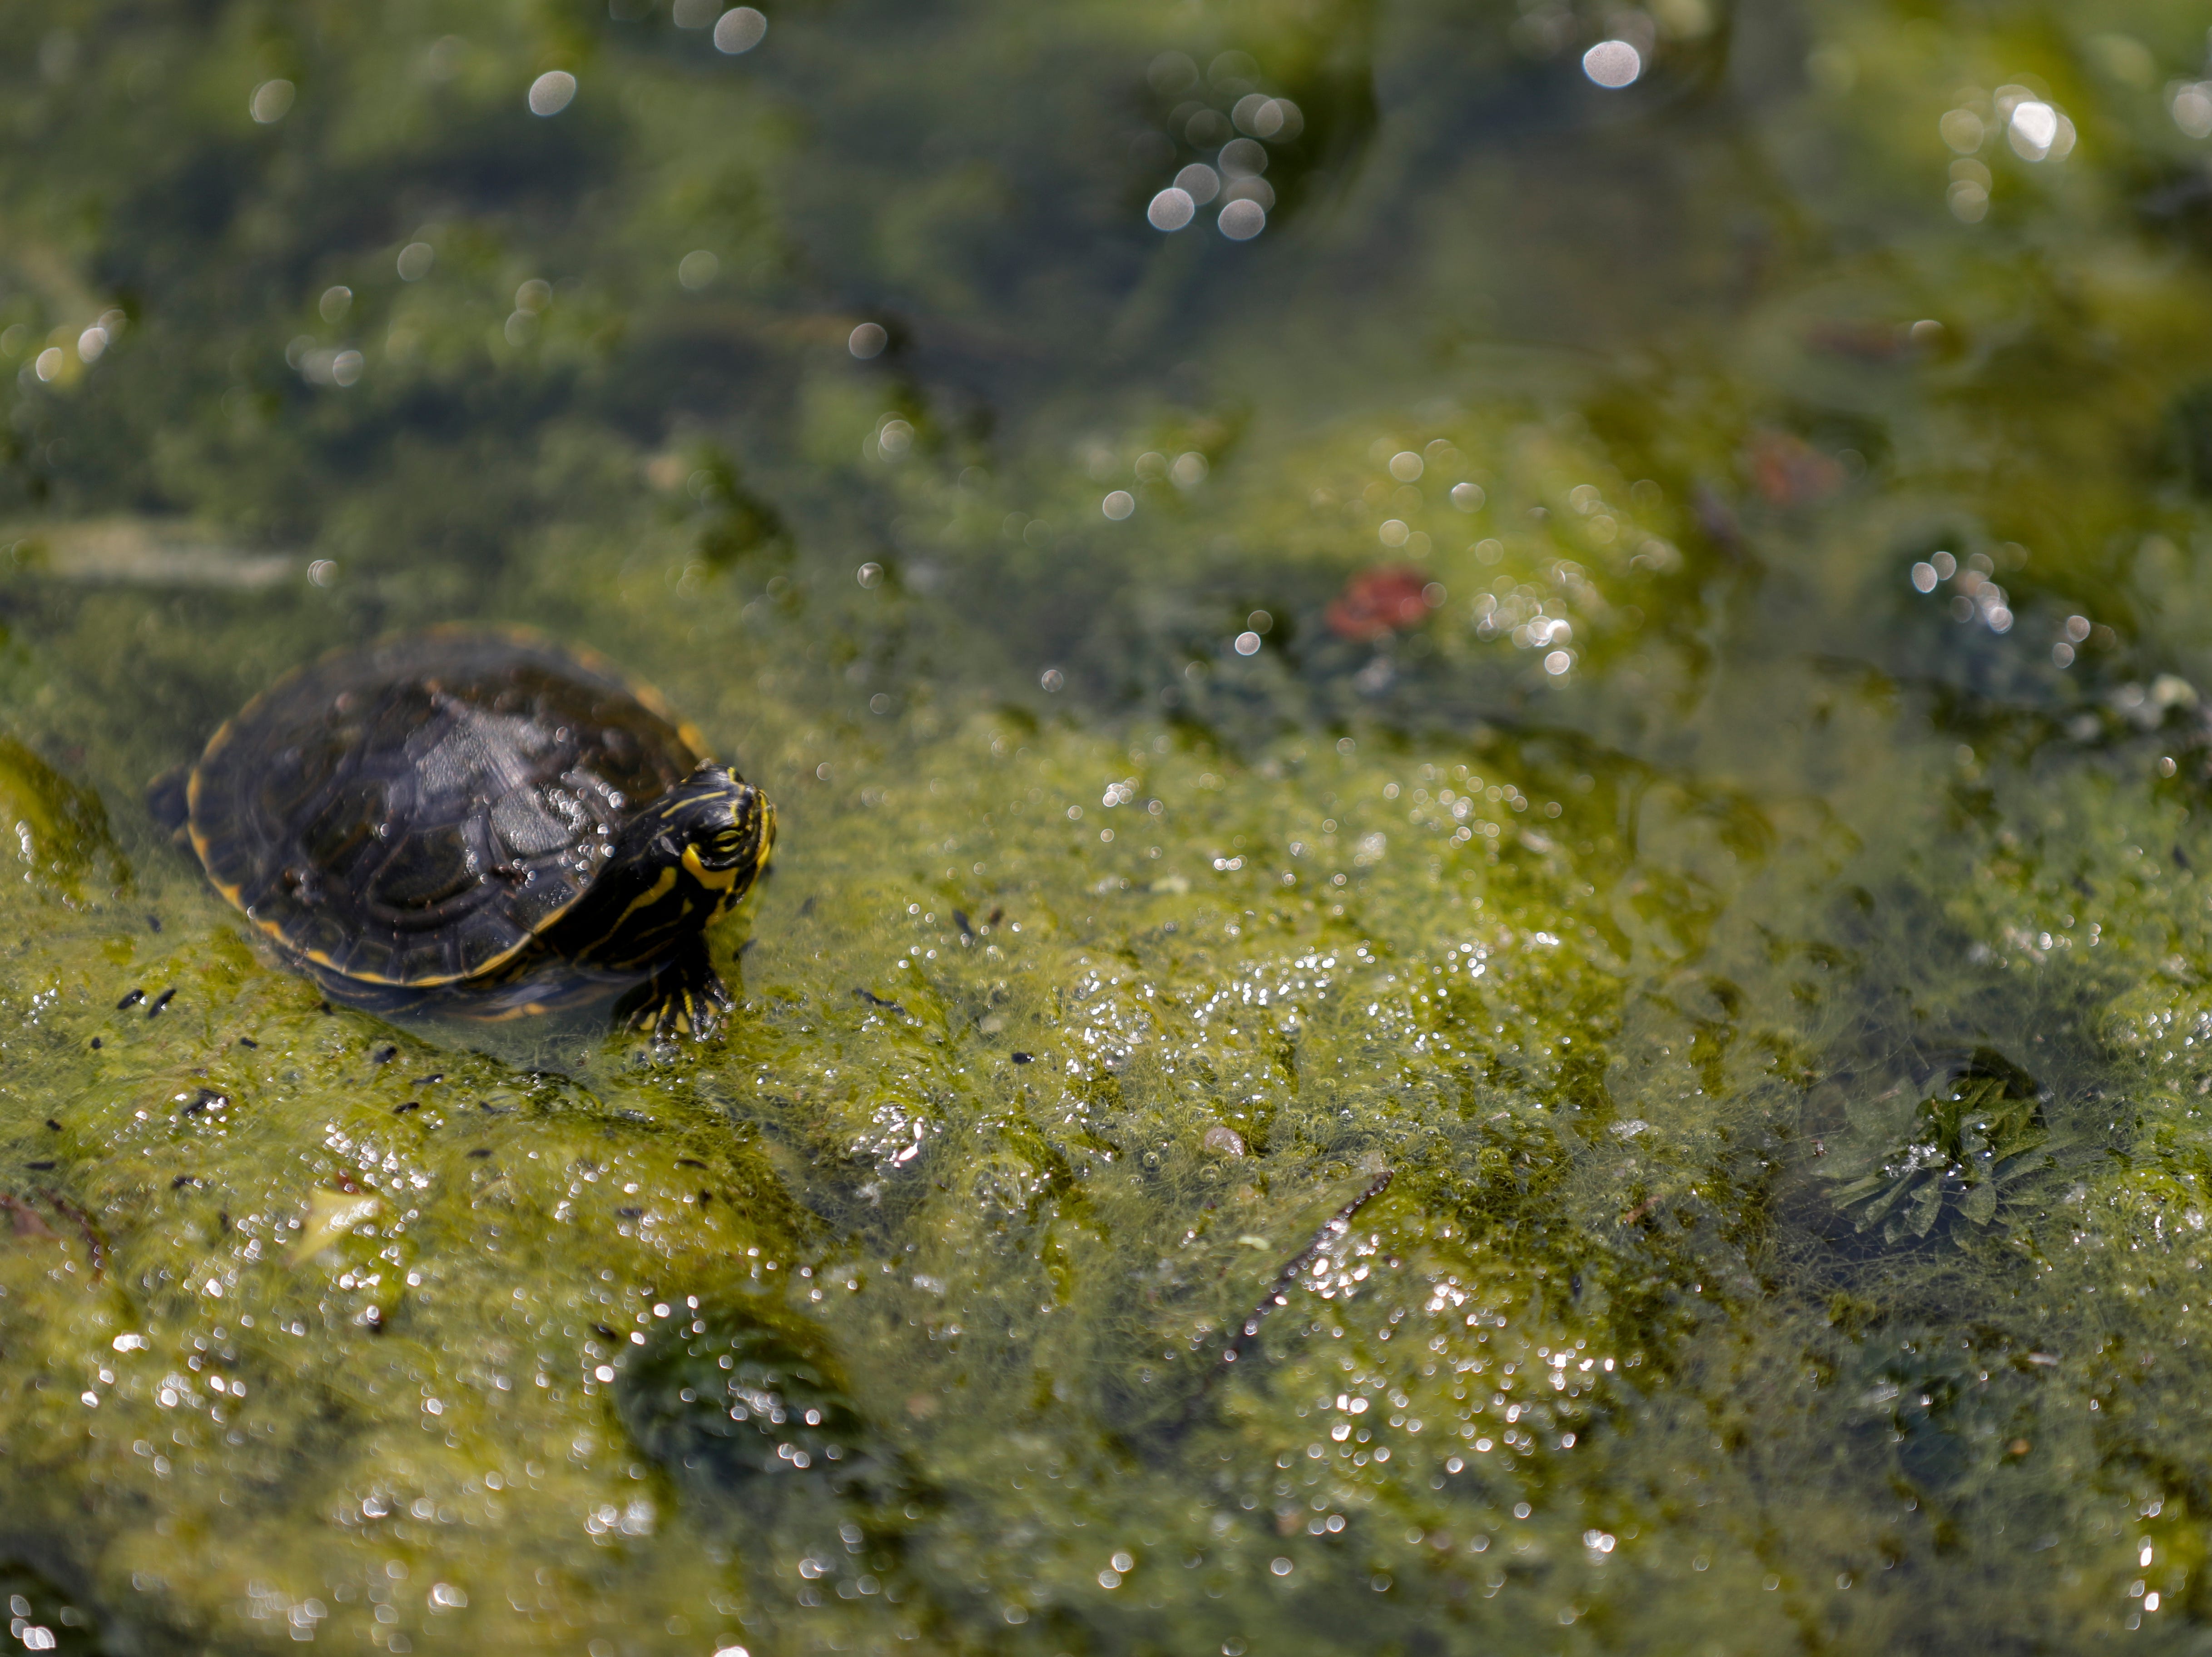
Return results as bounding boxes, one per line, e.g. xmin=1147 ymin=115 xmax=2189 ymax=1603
xmin=1824 ymin=1048 xmax=2067 ymax=1243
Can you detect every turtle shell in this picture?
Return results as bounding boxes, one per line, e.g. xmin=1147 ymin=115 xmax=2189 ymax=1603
xmin=188 ymin=631 xmax=707 ymax=989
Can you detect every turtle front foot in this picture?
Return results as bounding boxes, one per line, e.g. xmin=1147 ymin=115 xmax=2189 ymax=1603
xmin=619 ymin=950 xmax=734 ymax=1043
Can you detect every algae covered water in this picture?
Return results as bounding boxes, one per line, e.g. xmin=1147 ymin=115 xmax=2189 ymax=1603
xmin=6 ymin=0 xmax=2212 ymax=1650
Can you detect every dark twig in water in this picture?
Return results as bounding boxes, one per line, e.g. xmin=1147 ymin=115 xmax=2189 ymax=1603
xmin=1219 ymin=1169 xmax=1394 ymax=1371
xmin=40 ymin=1191 xmax=107 ymax=1279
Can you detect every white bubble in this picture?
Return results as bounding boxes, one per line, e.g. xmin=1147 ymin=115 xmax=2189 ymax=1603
xmin=76 ymin=326 xmax=107 ymax=363
xmin=1582 ymin=40 xmax=1642 ymax=89
xmin=250 ymin=79 xmax=295 ymax=124
xmin=331 ymin=349 xmax=363 ymax=386
xmin=1450 ymin=481 xmax=1484 ymax=511
xmin=848 ymin=322 xmax=887 ymax=358
xmin=396 ymin=241 xmax=435 ymax=281
xmin=1235 ymin=631 xmax=1262 ymax=656
xmin=35 ymin=346 xmax=65 ymax=381
xmin=714 ymin=7 xmax=767 ymax=54
xmin=2009 ymin=100 xmax=2058 ymax=159
xmin=1543 ymin=650 xmax=1572 ymax=675
xmin=1911 ymin=562 xmax=1938 ymax=593
xmin=856 ymin=562 xmax=883 ymax=587
xmin=1388 ymin=450 xmax=1423 ymax=482
xmin=1217 ymin=198 xmax=1265 ymax=240
xmin=1173 ymin=164 xmax=1220 ymax=205
xmin=2052 ymin=642 xmax=2075 ymax=668
xmin=528 ymin=71 xmax=576 ymax=117
xmin=1147 ymin=187 xmax=1195 ymax=231
xmin=1101 ymin=490 xmax=1135 ymax=521
xmin=678 ymin=249 xmax=719 ymax=289
xmin=1040 ymin=668 xmax=1065 ymax=692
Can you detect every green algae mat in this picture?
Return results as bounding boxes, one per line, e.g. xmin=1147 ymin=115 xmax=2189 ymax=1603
xmin=10 ymin=0 xmax=2212 ymax=1651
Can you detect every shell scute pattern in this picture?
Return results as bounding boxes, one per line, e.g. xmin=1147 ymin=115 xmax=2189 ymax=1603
xmin=190 ymin=634 xmax=702 ymax=990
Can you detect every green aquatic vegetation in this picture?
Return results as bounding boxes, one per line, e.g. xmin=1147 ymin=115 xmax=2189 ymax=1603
xmin=17 ymin=0 xmax=2212 ymax=1649
xmin=1823 ymin=1048 xmax=2069 ymax=1241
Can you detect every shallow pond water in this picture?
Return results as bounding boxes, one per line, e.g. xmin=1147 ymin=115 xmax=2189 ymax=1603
xmin=7 ymin=0 xmax=2212 ymax=1651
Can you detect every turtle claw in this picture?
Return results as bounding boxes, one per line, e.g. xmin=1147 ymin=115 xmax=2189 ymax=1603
xmin=621 ymin=952 xmax=734 ymax=1044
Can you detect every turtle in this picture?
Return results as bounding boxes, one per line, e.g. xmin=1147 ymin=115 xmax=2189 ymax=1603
xmin=154 ymin=630 xmax=774 ymax=1040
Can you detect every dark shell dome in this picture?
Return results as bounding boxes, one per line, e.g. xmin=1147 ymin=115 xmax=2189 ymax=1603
xmin=187 ymin=631 xmax=706 ymax=989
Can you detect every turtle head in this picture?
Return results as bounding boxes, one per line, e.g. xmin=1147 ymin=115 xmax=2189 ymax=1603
xmin=552 ymin=764 xmax=773 ymax=974
xmin=660 ymin=763 xmax=775 ymax=900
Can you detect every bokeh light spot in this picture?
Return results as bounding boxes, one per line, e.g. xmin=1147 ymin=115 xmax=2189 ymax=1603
xmin=1147 ymin=188 xmax=1195 ymax=232
xmin=1388 ymin=450 xmax=1423 ymax=482
xmin=1217 ymin=198 xmax=1265 ymax=239
xmin=528 ymin=71 xmax=576 ymax=117
xmin=2008 ymin=100 xmax=2058 ymax=160
xmin=1219 ymin=138 xmax=1267 ymax=178
xmin=714 ymin=7 xmax=767 ymax=54
xmin=396 ymin=241 xmax=434 ymax=281
xmin=1235 ymin=632 xmax=1262 ymax=656
xmin=1101 ymin=491 xmax=1135 ymax=521
xmin=1450 ymin=482 xmax=1484 ymax=511
xmin=848 ymin=322 xmax=887 ymax=358
xmin=1173 ymin=164 xmax=1220 ymax=205
xmin=250 ymin=79 xmax=294 ymax=124
xmin=678 ymin=250 xmax=719 ymax=290
xmin=1582 ymin=41 xmax=1642 ymax=88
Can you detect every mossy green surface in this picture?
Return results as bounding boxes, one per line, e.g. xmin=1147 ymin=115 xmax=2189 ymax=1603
xmin=9 ymin=0 xmax=2212 ymax=1651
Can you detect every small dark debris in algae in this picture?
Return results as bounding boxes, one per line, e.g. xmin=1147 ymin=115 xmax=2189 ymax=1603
xmin=147 ymin=915 xmax=162 ymax=932
xmin=987 ymin=906 xmax=1004 ymax=926
xmin=853 ymin=987 xmax=908 ymax=1014
xmin=238 ymin=1036 xmax=258 ymax=1049
xmin=467 ymin=1148 xmax=492 ymax=1159
xmin=617 ymin=1206 xmax=644 ymax=1219
xmin=183 ymin=1089 xmax=227 ymax=1115
xmin=25 ymin=1161 xmax=55 ymax=1171
xmin=172 ymin=1174 xmax=202 ymax=1189
xmin=394 ymin=1101 xmax=420 ymax=1114
xmin=953 ymin=909 xmax=974 ymax=939
xmin=371 ymin=1045 xmax=397 ymax=1064
xmin=147 ymin=988 xmax=176 ymax=1017
xmin=116 ymin=989 xmax=144 ymax=1010
xmin=88 ymin=1037 xmax=102 ymax=1050
xmin=1012 ymin=1052 xmax=1033 ymax=1064
xmin=699 ymin=1190 xmax=714 ymax=1207
xmin=43 ymin=1119 xmax=60 ymax=1132
xmin=676 ymin=1157 xmax=707 ymax=1169
xmin=412 ymin=1074 xmax=443 ymax=1086
xmin=593 ymin=1324 xmax=618 ymax=1340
